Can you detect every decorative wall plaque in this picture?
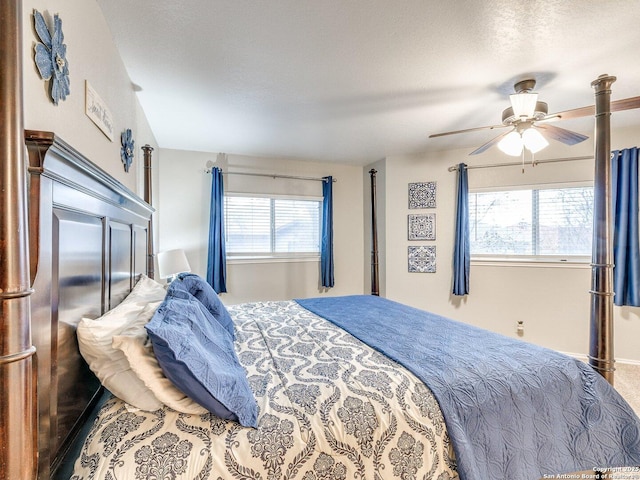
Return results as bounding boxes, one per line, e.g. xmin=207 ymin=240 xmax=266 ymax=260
xmin=408 ymin=181 xmax=436 ymax=209
xmin=408 ymin=213 xmax=436 ymax=240
xmin=408 ymin=246 xmax=436 ymax=273
xmin=85 ymin=81 xmax=115 ymax=141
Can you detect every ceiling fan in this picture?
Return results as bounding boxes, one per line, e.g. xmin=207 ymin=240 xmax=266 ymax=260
xmin=429 ymin=79 xmax=640 ymax=156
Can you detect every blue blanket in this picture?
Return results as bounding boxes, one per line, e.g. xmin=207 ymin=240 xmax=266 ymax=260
xmin=296 ymin=295 xmax=640 ymax=480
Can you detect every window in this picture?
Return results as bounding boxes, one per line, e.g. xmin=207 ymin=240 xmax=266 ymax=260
xmin=469 ymin=185 xmax=593 ymax=258
xmin=224 ymin=194 xmax=322 ymax=258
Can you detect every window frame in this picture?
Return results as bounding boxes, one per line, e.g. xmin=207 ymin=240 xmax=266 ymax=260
xmin=468 ymin=181 xmax=594 ymax=265
xmin=223 ymin=192 xmax=323 ymax=263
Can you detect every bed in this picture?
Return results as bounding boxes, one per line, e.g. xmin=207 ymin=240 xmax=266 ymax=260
xmin=1 ymin=73 xmax=639 ymax=480
xmin=67 ymin=279 xmax=640 ymax=480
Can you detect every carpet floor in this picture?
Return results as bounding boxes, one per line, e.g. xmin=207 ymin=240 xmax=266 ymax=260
xmin=614 ymin=362 xmax=640 ymax=416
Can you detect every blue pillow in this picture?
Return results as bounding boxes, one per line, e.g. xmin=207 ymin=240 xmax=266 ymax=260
xmin=166 ymin=279 xmax=195 ymax=301
xmin=177 ymin=273 xmax=235 ymax=339
xmin=145 ymin=293 xmax=257 ymax=427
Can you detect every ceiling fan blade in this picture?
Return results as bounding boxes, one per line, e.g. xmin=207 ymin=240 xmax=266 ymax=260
xmin=549 ymin=95 xmax=640 ymax=121
xmin=469 ymin=130 xmax=512 ymax=155
xmin=429 ymin=123 xmax=507 ymax=138
xmin=612 ymin=95 xmax=640 ymax=112
xmin=536 ymin=124 xmax=588 ymax=145
xmin=549 ymin=105 xmax=594 ymax=121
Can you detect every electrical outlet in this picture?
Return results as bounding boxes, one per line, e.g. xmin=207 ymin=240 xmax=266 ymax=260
xmin=516 ymin=321 xmax=524 ymax=337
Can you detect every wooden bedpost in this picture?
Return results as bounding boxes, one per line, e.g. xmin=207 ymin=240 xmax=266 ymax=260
xmin=369 ymin=169 xmax=380 ymax=296
xmin=589 ymin=74 xmax=616 ymax=385
xmin=143 ymin=144 xmax=155 ymax=279
xmin=0 ymin=1 xmax=37 ymax=479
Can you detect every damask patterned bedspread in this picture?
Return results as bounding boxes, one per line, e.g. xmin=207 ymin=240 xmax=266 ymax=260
xmin=71 ymin=301 xmax=459 ymax=480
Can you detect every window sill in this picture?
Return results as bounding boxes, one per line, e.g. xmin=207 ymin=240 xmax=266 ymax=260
xmin=227 ymin=254 xmax=320 ymax=265
xmin=471 ymin=255 xmax=591 ymax=268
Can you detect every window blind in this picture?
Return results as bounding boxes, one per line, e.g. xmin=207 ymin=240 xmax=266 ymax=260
xmin=469 ymin=186 xmax=593 ymax=256
xmin=224 ymin=195 xmax=321 ymax=255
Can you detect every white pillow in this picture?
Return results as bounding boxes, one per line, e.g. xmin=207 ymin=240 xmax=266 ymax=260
xmin=77 ymin=275 xmax=166 ymax=411
xmin=112 ymin=274 xmax=167 ymax=311
xmin=112 ymin=309 xmax=208 ymax=415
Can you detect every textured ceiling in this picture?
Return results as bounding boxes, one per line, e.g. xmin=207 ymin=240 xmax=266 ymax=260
xmin=97 ymin=0 xmax=640 ymax=164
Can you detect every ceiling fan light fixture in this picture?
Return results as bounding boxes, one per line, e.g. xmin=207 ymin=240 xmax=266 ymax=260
xmin=432 ymin=77 xmax=598 ymax=157
xmin=510 ymin=92 xmax=539 ymax=119
xmin=522 ymin=127 xmax=549 ymax=153
xmin=498 ymin=131 xmax=524 ymax=156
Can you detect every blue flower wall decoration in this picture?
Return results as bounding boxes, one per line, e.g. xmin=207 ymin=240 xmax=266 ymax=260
xmin=121 ymin=129 xmax=135 ymax=172
xmin=33 ymin=10 xmax=70 ymax=105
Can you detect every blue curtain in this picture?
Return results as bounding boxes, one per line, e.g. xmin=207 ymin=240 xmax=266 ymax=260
xmin=453 ymin=163 xmax=470 ymax=296
xmin=611 ymin=147 xmax=640 ymax=306
xmin=206 ymin=167 xmax=227 ymax=293
xmin=321 ymin=176 xmax=334 ymax=288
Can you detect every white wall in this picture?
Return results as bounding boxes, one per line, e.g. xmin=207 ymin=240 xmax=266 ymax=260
xmin=379 ymin=124 xmax=640 ymax=362
xmin=22 ymin=0 xmax=158 ymax=195
xmin=158 ymin=149 xmax=365 ymax=304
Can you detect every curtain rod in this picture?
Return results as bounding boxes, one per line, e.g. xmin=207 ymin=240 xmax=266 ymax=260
xmin=447 ymin=155 xmax=594 ymax=172
xmin=204 ymin=169 xmax=336 ymax=182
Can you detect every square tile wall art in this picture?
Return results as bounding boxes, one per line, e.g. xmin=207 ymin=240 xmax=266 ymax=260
xmin=408 ymin=213 xmax=436 ymax=240
xmin=408 ymin=181 xmax=436 ymax=209
xmin=408 ymin=246 xmax=436 ymax=273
